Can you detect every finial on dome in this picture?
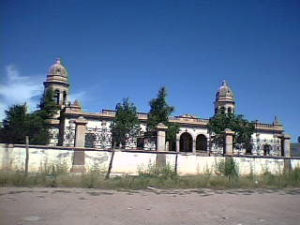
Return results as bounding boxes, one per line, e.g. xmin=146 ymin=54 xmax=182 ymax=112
xmin=56 ymin=58 xmax=61 ymax=64
xmin=222 ymin=80 xmax=227 ymax=86
xmin=274 ymin=116 xmax=282 ymax=125
xmin=74 ymin=99 xmax=80 ymax=106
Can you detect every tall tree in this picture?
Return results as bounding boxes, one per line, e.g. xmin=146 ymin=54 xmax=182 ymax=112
xmin=0 ymin=104 xmax=51 ymax=145
xmin=147 ymin=87 xmax=179 ymax=142
xmin=207 ymin=113 xmax=255 ymax=151
xmin=0 ymin=104 xmax=28 ymax=144
xmin=38 ymin=89 xmax=60 ymax=119
xmin=26 ymin=112 xmax=50 ymax=145
xmin=0 ymin=89 xmax=60 ymax=145
xmin=110 ymin=98 xmax=140 ymax=148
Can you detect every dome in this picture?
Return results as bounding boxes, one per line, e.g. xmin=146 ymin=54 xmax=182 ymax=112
xmin=216 ymin=80 xmax=234 ymax=102
xmin=49 ymin=58 xmax=68 ymax=77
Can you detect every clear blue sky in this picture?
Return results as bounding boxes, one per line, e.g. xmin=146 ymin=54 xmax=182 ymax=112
xmin=1 ymin=0 xmax=299 ymax=141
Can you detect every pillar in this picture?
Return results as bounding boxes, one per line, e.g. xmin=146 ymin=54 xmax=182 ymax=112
xmin=224 ymin=129 xmax=235 ymax=155
xmin=192 ymin=138 xmax=196 ymax=153
xmin=176 ymin=134 xmax=180 ymax=152
xmin=283 ymin=134 xmax=291 ymax=157
xmin=156 ymin=123 xmax=168 ymax=152
xmin=72 ymin=116 xmax=87 ymax=173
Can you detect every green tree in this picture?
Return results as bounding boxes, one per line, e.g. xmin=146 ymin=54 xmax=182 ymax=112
xmin=111 ymin=98 xmax=140 ymax=149
xmin=0 ymin=89 xmax=59 ymax=145
xmin=26 ymin=112 xmax=49 ymax=145
xmin=207 ymin=113 xmax=255 ymax=152
xmin=147 ymin=87 xmax=179 ymax=142
xmin=0 ymin=104 xmax=28 ymax=144
xmin=0 ymin=104 xmax=50 ymax=145
xmin=38 ymin=89 xmax=60 ymax=119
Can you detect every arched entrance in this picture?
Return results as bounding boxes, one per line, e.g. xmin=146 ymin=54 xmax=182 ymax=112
xmin=263 ymin=144 xmax=272 ymax=156
xmin=180 ymin=132 xmax=193 ymax=152
xmin=196 ymin=134 xmax=207 ymax=151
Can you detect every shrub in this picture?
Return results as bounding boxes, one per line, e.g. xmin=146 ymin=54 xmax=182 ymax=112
xmin=216 ymin=157 xmax=238 ymax=179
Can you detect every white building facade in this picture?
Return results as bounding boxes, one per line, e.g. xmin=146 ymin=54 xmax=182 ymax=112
xmin=44 ymin=59 xmax=291 ymax=157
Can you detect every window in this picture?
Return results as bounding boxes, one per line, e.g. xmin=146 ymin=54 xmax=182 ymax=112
xmin=55 ymin=90 xmax=60 ymax=105
xmin=137 ymin=138 xmax=144 ymax=149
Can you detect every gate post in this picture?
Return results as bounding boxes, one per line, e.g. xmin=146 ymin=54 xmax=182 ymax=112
xmin=283 ymin=134 xmax=291 ymax=157
xmin=156 ymin=123 xmax=168 ymax=152
xmin=72 ymin=116 xmax=87 ymax=173
xmin=224 ymin=129 xmax=235 ymax=155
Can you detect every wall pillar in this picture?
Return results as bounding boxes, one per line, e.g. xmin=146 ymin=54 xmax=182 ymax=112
xmin=156 ymin=123 xmax=168 ymax=152
xmin=72 ymin=116 xmax=87 ymax=173
xmin=283 ymin=134 xmax=291 ymax=157
xmin=224 ymin=129 xmax=235 ymax=155
xmin=192 ymin=138 xmax=196 ymax=153
xmin=176 ymin=135 xmax=180 ymax=153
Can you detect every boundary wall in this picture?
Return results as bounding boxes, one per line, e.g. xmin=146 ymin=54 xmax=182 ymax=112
xmin=1 ymin=144 xmax=300 ymax=176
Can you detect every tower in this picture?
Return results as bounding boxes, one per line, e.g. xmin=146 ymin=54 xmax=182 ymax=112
xmin=43 ymin=58 xmax=70 ymax=108
xmin=214 ymin=80 xmax=235 ymax=114
xmin=43 ymin=58 xmax=70 ymax=146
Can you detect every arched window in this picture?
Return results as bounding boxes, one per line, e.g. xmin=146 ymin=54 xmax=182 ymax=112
xmin=220 ymin=107 xmax=225 ymax=114
xmin=54 ymin=90 xmax=60 ymax=105
xmin=63 ymin=91 xmax=67 ymax=105
xmin=196 ymin=134 xmax=207 ymax=151
xmin=228 ymin=107 xmax=232 ymax=114
xmin=180 ymin=132 xmax=193 ymax=152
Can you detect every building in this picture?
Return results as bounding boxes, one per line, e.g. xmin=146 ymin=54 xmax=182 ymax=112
xmin=44 ymin=58 xmax=291 ymax=156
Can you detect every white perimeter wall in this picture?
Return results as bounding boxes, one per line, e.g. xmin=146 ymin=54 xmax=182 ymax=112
xmin=1 ymin=144 xmax=299 ymax=176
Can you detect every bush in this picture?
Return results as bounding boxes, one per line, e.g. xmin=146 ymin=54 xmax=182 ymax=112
xmin=138 ymin=163 xmax=177 ymax=179
xmin=216 ymin=157 xmax=238 ymax=179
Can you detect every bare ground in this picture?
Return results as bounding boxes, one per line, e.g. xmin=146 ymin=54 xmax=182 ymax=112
xmin=0 ymin=187 xmax=300 ymax=225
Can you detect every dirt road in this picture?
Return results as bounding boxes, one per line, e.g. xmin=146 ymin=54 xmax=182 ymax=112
xmin=0 ymin=187 xmax=299 ymax=225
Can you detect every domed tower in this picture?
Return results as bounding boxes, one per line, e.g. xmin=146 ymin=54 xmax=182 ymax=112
xmin=43 ymin=58 xmax=70 ymax=108
xmin=214 ymin=80 xmax=235 ymax=114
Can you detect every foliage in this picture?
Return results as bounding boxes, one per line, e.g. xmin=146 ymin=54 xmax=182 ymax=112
xmin=147 ymin=87 xmax=179 ymax=141
xmin=0 ymin=104 xmax=28 ymax=144
xmin=216 ymin=157 xmax=238 ymax=179
xmin=38 ymin=89 xmax=60 ymax=119
xmin=0 ymin=89 xmax=60 ymax=145
xmin=111 ymin=98 xmax=140 ymax=148
xmin=138 ymin=162 xmax=177 ymax=179
xmin=207 ymin=113 xmax=255 ymax=151
xmin=1 ymin=165 xmax=300 ymax=189
xmin=0 ymin=104 xmax=50 ymax=145
xmin=166 ymin=123 xmax=180 ymax=142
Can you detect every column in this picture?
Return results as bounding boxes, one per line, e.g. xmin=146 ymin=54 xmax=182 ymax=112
xmin=72 ymin=116 xmax=87 ymax=173
xmin=176 ymin=135 xmax=180 ymax=153
xmin=224 ymin=129 xmax=235 ymax=155
xmin=192 ymin=137 xmax=196 ymax=153
xmin=283 ymin=134 xmax=291 ymax=157
xmin=156 ymin=123 xmax=168 ymax=152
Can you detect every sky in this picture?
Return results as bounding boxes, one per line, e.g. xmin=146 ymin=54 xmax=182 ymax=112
xmin=0 ymin=0 xmax=299 ymax=141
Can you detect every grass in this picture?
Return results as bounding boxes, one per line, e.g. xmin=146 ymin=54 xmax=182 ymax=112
xmin=1 ymin=163 xmax=300 ymax=189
